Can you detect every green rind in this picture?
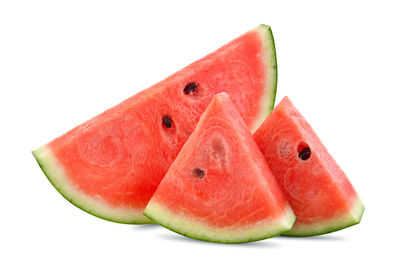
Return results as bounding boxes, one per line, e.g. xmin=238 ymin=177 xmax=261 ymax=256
xmin=282 ymin=197 xmax=364 ymax=237
xmin=32 ymin=146 xmax=152 ymax=224
xmin=253 ymin=24 xmax=278 ymax=130
xmin=143 ymin=202 xmax=296 ymax=244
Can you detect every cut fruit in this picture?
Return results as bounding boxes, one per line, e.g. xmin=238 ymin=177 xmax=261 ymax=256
xmin=32 ymin=25 xmax=278 ymax=224
xmin=144 ymin=93 xmax=295 ymax=243
xmin=253 ymin=97 xmax=364 ymax=236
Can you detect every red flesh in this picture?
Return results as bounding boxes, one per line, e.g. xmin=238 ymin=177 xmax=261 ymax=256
xmin=148 ymin=93 xmax=290 ymax=227
xmin=47 ymin=30 xmax=268 ymax=210
xmin=254 ymin=97 xmax=359 ymax=225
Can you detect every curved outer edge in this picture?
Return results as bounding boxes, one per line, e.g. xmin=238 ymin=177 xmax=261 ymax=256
xmin=282 ymin=197 xmax=365 ymax=237
xmin=143 ymin=202 xmax=296 ymax=244
xmin=32 ymin=146 xmax=152 ymax=224
xmin=251 ymin=24 xmax=278 ymax=132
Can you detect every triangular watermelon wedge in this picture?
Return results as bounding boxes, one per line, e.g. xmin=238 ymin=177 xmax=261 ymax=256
xmin=254 ymin=97 xmax=364 ymax=236
xmin=144 ymin=93 xmax=295 ymax=243
xmin=32 ymin=25 xmax=278 ymax=224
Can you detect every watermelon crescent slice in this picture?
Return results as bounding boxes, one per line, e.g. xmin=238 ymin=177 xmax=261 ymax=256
xmin=33 ymin=25 xmax=278 ymax=224
xmin=144 ymin=93 xmax=295 ymax=243
xmin=254 ymin=97 xmax=364 ymax=236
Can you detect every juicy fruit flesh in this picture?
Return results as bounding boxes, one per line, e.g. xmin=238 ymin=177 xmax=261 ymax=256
xmin=36 ymin=25 xmax=277 ymax=223
xmin=149 ymin=119 xmax=288 ymax=227
xmin=254 ymin=97 xmax=363 ymax=233
xmin=32 ymin=147 xmax=150 ymax=224
xmin=144 ymin=93 xmax=295 ymax=242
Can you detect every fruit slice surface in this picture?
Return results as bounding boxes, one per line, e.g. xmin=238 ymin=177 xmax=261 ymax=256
xmin=33 ymin=25 xmax=278 ymax=223
xmin=144 ymin=93 xmax=295 ymax=243
xmin=254 ymin=97 xmax=364 ymax=236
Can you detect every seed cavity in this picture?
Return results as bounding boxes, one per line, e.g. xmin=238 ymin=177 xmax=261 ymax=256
xmin=183 ymin=82 xmax=198 ymax=95
xmin=191 ymin=168 xmax=205 ymax=179
xmin=162 ymin=116 xmax=173 ymax=129
xmin=297 ymin=142 xmax=311 ymax=160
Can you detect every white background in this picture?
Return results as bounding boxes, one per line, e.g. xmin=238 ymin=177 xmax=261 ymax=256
xmin=1 ymin=0 xmax=399 ymax=262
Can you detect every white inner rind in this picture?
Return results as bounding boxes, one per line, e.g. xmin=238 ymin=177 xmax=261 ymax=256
xmin=283 ymin=197 xmax=364 ymax=236
xmin=144 ymin=202 xmax=296 ymax=243
xmin=32 ymin=146 xmax=151 ymax=224
xmin=251 ymin=24 xmax=278 ymax=132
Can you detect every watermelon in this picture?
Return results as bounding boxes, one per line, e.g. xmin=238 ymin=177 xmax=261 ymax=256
xmin=143 ymin=93 xmax=295 ymax=243
xmin=32 ymin=25 xmax=278 ymax=224
xmin=253 ymin=97 xmax=364 ymax=236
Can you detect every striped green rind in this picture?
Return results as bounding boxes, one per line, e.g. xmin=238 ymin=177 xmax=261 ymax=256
xmin=283 ymin=197 xmax=364 ymax=237
xmin=143 ymin=202 xmax=296 ymax=244
xmin=253 ymin=24 xmax=278 ymax=131
xmin=32 ymin=146 xmax=152 ymax=224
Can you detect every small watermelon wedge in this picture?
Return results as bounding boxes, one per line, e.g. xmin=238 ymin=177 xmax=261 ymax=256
xmin=32 ymin=25 xmax=278 ymax=224
xmin=253 ymin=97 xmax=364 ymax=236
xmin=144 ymin=93 xmax=295 ymax=243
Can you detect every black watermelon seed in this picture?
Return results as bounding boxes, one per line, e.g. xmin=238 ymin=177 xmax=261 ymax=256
xmin=183 ymin=82 xmax=198 ymax=94
xmin=298 ymin=147 xmax=311 ymax=160
xmin=162 ymin=116 xmax=173 ymax=128
xmin=192 ymin=168 xmax=205 ymax=179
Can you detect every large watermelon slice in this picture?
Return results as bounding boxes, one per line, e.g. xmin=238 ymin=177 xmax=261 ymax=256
xmin=253 ymin=97 xmax=364 ymax=236
xmin=32 ymin=25 xmax=278 ymax=224
xmin=144 ymin=93 xmax=295 ymax=243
